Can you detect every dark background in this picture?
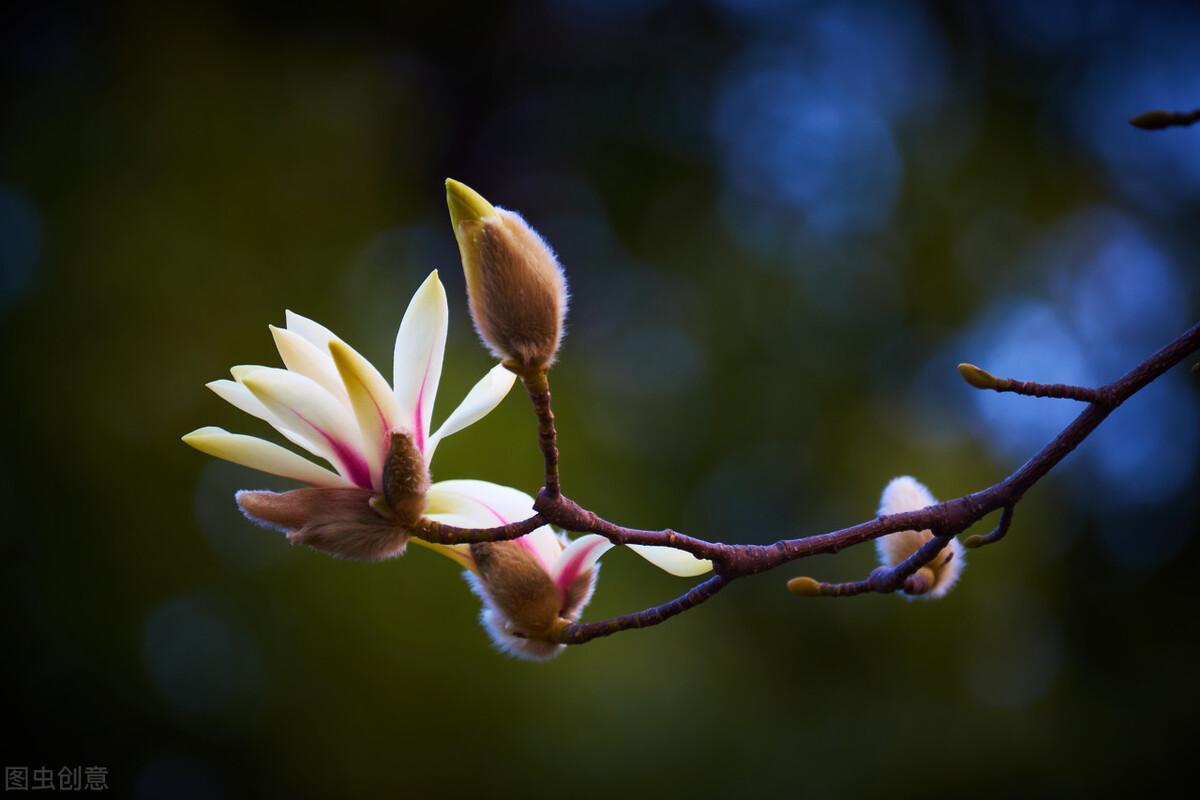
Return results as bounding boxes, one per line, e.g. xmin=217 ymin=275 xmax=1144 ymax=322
xmin=3 ymin=1 xmax=1199 ymax=797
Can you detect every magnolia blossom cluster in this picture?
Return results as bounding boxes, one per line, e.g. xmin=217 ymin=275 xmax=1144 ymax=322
xmin=184 ymin=180 xmax=709 ymax=660
xmin=184 ymin=181 xmax=967 ymax=660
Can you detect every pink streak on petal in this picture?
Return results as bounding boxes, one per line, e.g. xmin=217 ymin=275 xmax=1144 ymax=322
xmin=412 ymin=358 xmax=431 ymax=455
xmin=294 ymin=410 xmax=374 ymax=490
xmin=553 ymin=539 xmax=606 ymax=605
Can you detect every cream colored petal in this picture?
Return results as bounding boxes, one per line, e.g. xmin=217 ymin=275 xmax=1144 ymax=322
xmin=628 ymin=544 xmax=714 ymax=577
xmin=393 ymin=271 xmax=448 ymax=453
xmin=242 ymin=368 xmax=375 ymax=489
xmin=425 ymin=479 xmax=560 ymax=570
xmin=329 ymin=339 xmax=402 ymax=481
xmin=230 ymin=364 xmax=262 ymax=381
xmin=182 ymin=427 xmax=350 ymax=487
xmin=206 ymin=379 xmax=323 ymax=456
xmin=285 ymin=309 xmax=341 ymax=350
xmin=426 ymin=364 xmax=516 ymax=459
xmin=551 ymin=534 xmax=613 ymax=586
xmin=270 ymin=325 xmax=349 ymax=404
xmin=425 ymin=479 xmax=535 ymax=522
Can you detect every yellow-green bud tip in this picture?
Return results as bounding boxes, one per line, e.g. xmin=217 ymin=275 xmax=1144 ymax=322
xmin=963 ymin=534 xmax=985 ymax=549
xmin=787 ymin=576 xmax=822 ymax=597
xmin=958 ymin=362 xmax=998 ymax=390
xmin=446 ymin=178 xmax=497 ymax=230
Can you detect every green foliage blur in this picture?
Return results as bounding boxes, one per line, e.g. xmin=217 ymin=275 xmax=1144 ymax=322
xmin=3 ymin=2 xmax=1198 ymax=797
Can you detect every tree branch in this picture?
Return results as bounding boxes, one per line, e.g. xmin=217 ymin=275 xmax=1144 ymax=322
xmin=1129 ymin=109 xmax=1200 ymax=130
xmin=412 ymin=320 xmax=1200 ymax=646
xmin=517 ymin=367 xmax=561 ymax=499
xmin=787 ymin=532 xmax=954 ymax=598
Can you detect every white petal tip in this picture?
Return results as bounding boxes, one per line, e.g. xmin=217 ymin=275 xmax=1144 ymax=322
xmin=628 ymin=544 xmax=714 ymax=577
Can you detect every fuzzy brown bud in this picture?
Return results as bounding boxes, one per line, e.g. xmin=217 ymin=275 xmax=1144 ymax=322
xmin=446 ymin=179 xmax=568 ymax=371
xmin=236 ymin=487 xmax=408 ymax=561
xmin=469 ymin=541 xmax=562 ymax=639
xmin=383 ymin=431 xmax=429 ymax=527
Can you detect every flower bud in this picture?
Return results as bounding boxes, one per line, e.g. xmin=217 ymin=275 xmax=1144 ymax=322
xmin=446 ymin=179 xmax=568 ymax=371
xmin=236 ymin=487 xmax=408 ymax=561
xmin=382 ymin=431 xmax=429 ymax=527
xmin=465 ymin=536 xmax=598 ymax=661
xmin=787 ymin=576 xmax=822 ymax=596
xmin=876 ymin=476 xmax=965 ymax=599
xmin=957 ymin=363 xmax=1002 ymax=390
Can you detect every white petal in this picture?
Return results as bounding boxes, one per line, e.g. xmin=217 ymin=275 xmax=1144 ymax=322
xmin=241 ymin=368 xmax=375 ymax=489
xmin=285 ymin=310 xmax=340 ymax=350
xmin=423 ymin=512 xmax=488 ymax=529
xmin=270 ymin=325 xmax=349 ymax=404
xmin=425 ymin=479 xmax=560 ymax=570
xmin=551 ymin=534 xmax=612 ymax=586
xmin=329 ymin=339 xmax=402 ymax=481
xmin=425 ymin=479 xmax=536 ymax=522
xmin=206 ymin=379 xmax=322 ymax=455
xmin=426 ymin=364 xmax=517 ymax=458
xmin=628 ymin=544 xmax=714 ymax=577
xmin=182 ymin=427 xmax=350 ymax=487
xmin=393 ymin=271 xmax=448 ymax=454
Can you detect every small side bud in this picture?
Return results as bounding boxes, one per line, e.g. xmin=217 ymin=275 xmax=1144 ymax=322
xmin=902 ymin=567 xmax=936 ymax=595
xmin=963 ymin=533 xmax=986 ymax=549
xmin=383 ymin=432 xmax=429 ymax=527
xmin=446 ymin=178 xmax=568 ymax=371
xmin=957 ymin=362 xmax=1002 ymax=390
xmin=787 ymin=576 xmax=822 ymax=597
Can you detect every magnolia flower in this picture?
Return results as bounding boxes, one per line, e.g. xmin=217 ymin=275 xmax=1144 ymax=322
xmin=423 ymin=481 xmax=713 ymax=661
xmin=876 ymin=476 xmax=965 ymax=599
xmin=182 ymin=270 xmax=518 ymax=561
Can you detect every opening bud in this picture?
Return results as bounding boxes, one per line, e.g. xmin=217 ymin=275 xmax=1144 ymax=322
xmin=446 ymin=179 xmax=568 ymax=372
xmin=876 ymin=476 xmax=965 ymax=600
xmin=465 ymin=537 xmax=598 ymax=661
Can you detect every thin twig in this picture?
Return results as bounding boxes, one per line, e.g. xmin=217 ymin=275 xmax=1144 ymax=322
xmin=556 ymin=575 xmax=729 ymax=644
xmin=957 ymin=363 xmax=1106 ymax=403
xmin=414 ymin=514 xmax=547 ymax=544
xmin=519 ymin=367 xmax=561 ymax=498
xmin=789 ymin=533 xmax=955 ymax=598
xmin=964 ymin=505 xmax=1014 ymax=549
xmin=1129 ymin=109 xmax=1200 ymax=130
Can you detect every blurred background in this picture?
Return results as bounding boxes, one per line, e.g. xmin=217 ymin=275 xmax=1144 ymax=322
xmin=3 ymin=0 xmax=1199 ymax=796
